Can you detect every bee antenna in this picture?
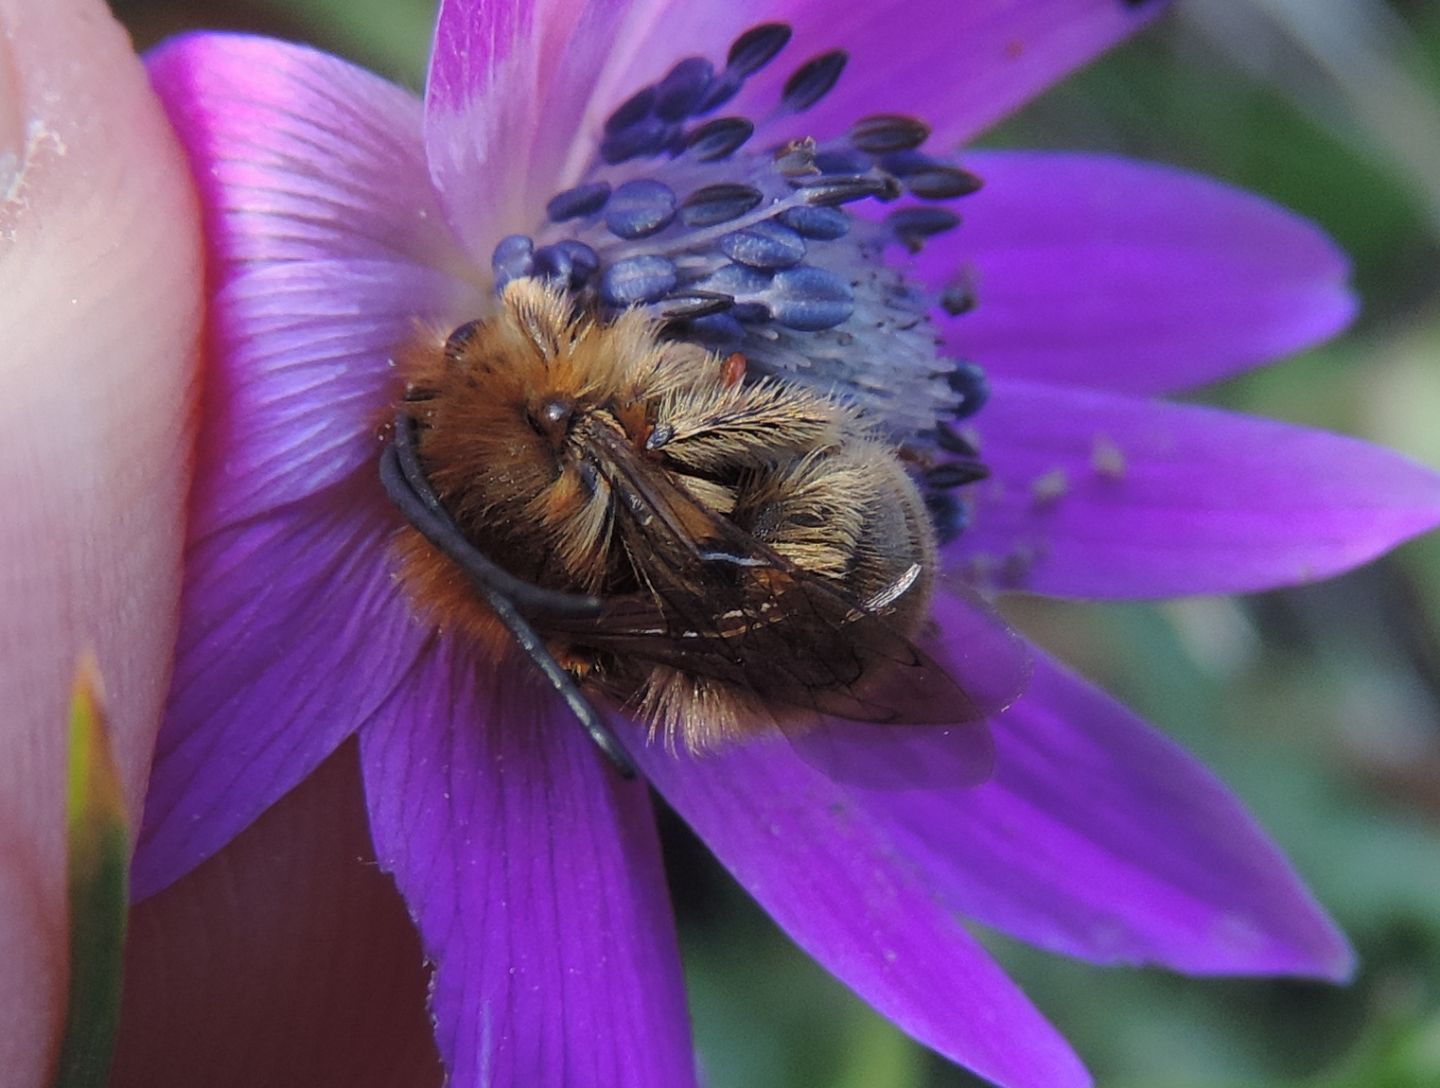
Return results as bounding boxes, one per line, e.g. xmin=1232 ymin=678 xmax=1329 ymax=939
xmin=380 ymin=415 xmax=638 ymax=779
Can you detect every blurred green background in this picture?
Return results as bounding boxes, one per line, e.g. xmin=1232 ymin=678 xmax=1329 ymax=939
xmin=111 ymin=2 xmax=1440 ymax=1085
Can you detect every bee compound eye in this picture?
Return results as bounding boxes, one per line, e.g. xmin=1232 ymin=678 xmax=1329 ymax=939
xmin=443 ymin=320 xmax=483 ymax=361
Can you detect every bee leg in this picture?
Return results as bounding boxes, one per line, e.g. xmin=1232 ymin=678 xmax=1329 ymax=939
xmin=380 ymin=418 xmax=638 ymax=779
xmin=386 ymin=414 xmax=604 ymax=621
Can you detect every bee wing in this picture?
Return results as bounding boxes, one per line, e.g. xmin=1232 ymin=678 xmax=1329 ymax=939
xmin=550 ymin=425 xmax=1028 ymax=727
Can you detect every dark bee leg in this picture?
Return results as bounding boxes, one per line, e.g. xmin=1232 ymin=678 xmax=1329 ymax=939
xmin=380 ymin=418 xmax=637 ymax=779
xmin=387 ymin=415 xmax=605 ymax=621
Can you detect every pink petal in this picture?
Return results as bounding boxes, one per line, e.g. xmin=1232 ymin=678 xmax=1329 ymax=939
xmin=950 ymin=377 xmax=1440 ymax=598
xmin=0 ymin=0 xmax=201 ymax=1077
xmin=926 ymin=152 xmax=1356 ymax=393
xmin=361 ymin=647 xmax=696 ymax=1088
xmin=847 ymin=652 xmax=1354 ymax=978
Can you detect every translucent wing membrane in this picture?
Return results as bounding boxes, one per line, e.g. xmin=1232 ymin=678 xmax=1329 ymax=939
xmin=548 ymin=420 xmax=1022 ymax=731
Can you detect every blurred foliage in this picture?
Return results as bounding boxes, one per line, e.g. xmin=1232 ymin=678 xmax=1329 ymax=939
xmin=112 ymin=2 xmax=1440 ymax=1086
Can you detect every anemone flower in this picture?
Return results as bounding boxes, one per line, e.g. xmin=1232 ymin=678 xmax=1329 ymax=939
xmin=134 ymin=1 xmax=1440 ymax=1086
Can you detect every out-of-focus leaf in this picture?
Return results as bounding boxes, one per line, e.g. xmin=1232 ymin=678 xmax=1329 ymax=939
xmin=51 ymin=657 xmax=129 ymax=1088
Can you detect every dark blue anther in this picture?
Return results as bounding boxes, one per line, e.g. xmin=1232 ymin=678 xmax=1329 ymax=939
xmin=887 ymin=206 xmax=960 ymax=252
xmin=554 ymin=240 xmax=599 ymax=285
xmin=532 ymin=244 xmax=574 ymax=285
xmin=600 ymin=118 xmax=677 ymax=164
xmin=661 ymin=291 xmax=734 ymax=319
xmin=924 ymin=490 xmax=967 ymax=543
xmin=925 ymin=459 xmax=990 ymax=489
xmin=731 ymin=301 xmax=774 ymax=323
xmin=655 ymin=57 xmax=715 ymax=120
xmin=601 ymin=255 xmax=678 ymax=307
xmin=605 ymin=86 xmax=656 ymax=134
xmin=782 ymin=50 xmax=848 ymax=112
xmin=934 ymin=421 xmax=979 ymax=457
xmin=946 ymin=361 xmax=990 ymax=419
xmin=790 ymin=172 xmax=900 ymax=206
xmin=680 ymin=312 xmax=746 ymax=348
xmin=881 ymin=151 xmax=984 ymax=199
xmin=684 ymin=117 xmax=754 ymax=161
xmin=720 ymin=220 xmax=807 ymax=269
xmin=694 ymin=69 xmax=744 ymax=114
xmin=679 ymin=182 xmax=763 ymax=227
xmin=605 ymin=178 xmax=677 ymax=239
xmin=727 ymin=23 xmax=792 ymax=75
xmin=941 ymin=274 xmax=977 ymax=316
xmin=779 ymin=205 xmax=850 ymax=240
xmin=767 ymin=265 xmax=854 ymax=331
xmin=491 ymin=234 xmax=534 ymax=289
xmin=814 ymin=148 xmax=871 ymax=175
xmin=546 ymin=181 xmax=611 ymax=222
xmin=697 ymin=261 xmax=771 ymax=299
xmin=849 ymin=114 xmax=931 ymax=155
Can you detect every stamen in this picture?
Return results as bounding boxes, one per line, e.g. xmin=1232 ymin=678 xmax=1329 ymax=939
xmin=727 ymin=23 xmax=793 ymax=75
xmin=604 ymin=86 xmax=657 ymax=134
xmin=684 ymin=117 xmax=755 ymax=162
xmin=679 ymin=182 xmax=764 ymax=227
xmin=781 ymin=50 xmax=848 ymax=112
xmin=655 ymin=57 xmax=717 ymax=120
xmin=492 ymin=234 xmax=534 ymax=289
xmin=788 ymin=172 xmax=901 ymax=206
xmin=934 ymin=422 xmax=979 ymax=458
xmin=848 ymin=114 xmax=931 ymax=155
xmin=601 ymin=255 xmax=678 ymax=306
xmin=925 ymin=461 xmax=990 ymax=489
xmin=719 ymin=220 xmax=807 ymax=270
xmin=546 ymin=182 xmax=611 ymax=222
xmin=778 ymin=205 xmax=849 ymax=240
xmin=765 ymin=266 xmax=853 ymax=331
xmin=601 ymin=119 xmax=678 ymax=165
xmin=880 ymin=152 xmax=984 ymax=199
xmin=946 ymin=363 xmax=989 ymax=420
xmin=887 ymin=206 xmax=960 ymax=253
xmin=604 ymin=178 xmax=677 ymax=239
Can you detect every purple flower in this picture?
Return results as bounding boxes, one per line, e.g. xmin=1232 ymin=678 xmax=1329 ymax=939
xmin=134 ymin=1 xmax=1440 ymax=1086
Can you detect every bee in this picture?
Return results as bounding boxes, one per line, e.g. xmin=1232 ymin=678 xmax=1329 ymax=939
xmin=381 ymin=278 xmax=1008 ymax=775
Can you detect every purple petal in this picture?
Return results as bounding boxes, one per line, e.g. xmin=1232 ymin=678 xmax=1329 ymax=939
xmin=949 ymin=377 xmax=1440 ymax=598
xmin=848 ymin=652 xmax=1354 ymax=978
xmin=133 ymin=503 xmax=427 ymax=901
xmin=633 ymin=737 xmax=1088 ymax=1088
xmin=360 ymin=646 xmax=696 ymax=1088
xmin=923 ymin=152 xmax=1356 ymax=393
xmin=426 ymin=0 xmax=1169 ymax=249
xmin=574 ymin=0 xmax=1170 ymax=154
xmin=758 ymin=0 xmax=1174 ymax=147
xmin=149 ymin=32 xmax=462 ymax=271
xmin=147 ymin=34 xmax=477 ymax=522
xmin=201 ymin=259 xmax=467 ymax=521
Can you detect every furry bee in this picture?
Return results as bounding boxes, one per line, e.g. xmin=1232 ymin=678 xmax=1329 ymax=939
xmin=381 ymin=278 xmax=996 ymax=774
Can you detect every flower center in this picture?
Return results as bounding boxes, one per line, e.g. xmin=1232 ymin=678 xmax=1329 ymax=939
xmin=487 ymin=21 xmax=990 ymax=542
